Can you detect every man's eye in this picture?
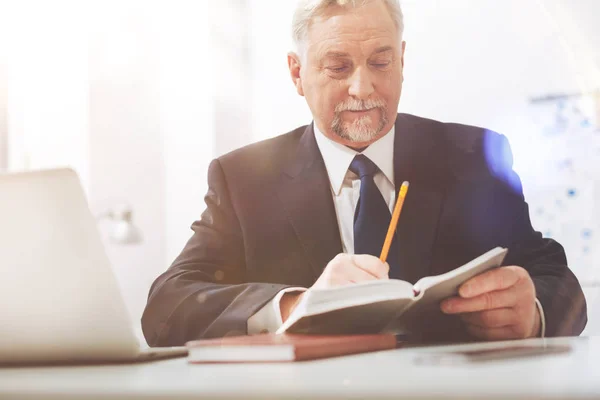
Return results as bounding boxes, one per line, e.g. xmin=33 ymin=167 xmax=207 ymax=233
xmin=371 ymin=62 xmax=391 ymax=68
xmin=327 ymin=66 xmax=348 ymax=73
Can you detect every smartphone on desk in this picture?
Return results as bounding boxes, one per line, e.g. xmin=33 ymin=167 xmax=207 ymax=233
xmin=414 ymin=343 xmax=572 ymax=365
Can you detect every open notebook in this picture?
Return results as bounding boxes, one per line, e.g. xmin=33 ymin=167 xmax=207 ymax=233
xmin=277 ymin=247 xmax=508 ymax=335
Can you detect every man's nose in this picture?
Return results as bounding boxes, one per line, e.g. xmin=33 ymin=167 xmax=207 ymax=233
xmin=347 ymin=67 xmax=375 ymax=100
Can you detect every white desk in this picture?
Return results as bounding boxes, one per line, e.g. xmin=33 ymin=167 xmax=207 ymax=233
xmin=1 ymin=336 xmax=599 ymax=400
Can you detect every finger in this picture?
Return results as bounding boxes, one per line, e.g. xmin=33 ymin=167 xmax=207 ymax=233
xmin=351 ymin=254 xmax=389 ymax=279
xmin=318 ymin=254 xmax=383 ymax=288
xmin=345 ymin=264 xmax=382 ymax=284
xmin=441 ymin=287 xmax=518 ymax=314
xmin=459 ymin=266 xmax=524 ymax=298
xmin=465 ymin=324 xmax=520 ymax=341
xmin=459 ymin=308 xmax=517 ymax=329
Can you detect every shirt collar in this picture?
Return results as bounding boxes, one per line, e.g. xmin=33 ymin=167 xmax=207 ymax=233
xmin=313 ymin=123 xmax=395 ymax=195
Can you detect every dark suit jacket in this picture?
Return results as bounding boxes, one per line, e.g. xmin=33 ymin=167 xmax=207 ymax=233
xmin=142 ymin=113 xmax=587 ymax=346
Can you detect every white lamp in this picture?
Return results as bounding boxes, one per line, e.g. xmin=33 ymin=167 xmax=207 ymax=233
xmin=98 ymin=204 xmax=142 ymax=245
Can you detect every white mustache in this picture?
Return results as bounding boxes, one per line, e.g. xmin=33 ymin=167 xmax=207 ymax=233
xmin=334 ymin=98 xmax=386 ymax=112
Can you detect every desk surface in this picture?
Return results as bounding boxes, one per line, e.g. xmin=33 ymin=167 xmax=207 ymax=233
xmin=1 ymin=336 xmax=599 ymax=400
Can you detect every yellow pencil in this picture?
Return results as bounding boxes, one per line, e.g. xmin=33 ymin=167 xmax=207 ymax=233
xmin=380 ymin=181 xmax=409 ymax=263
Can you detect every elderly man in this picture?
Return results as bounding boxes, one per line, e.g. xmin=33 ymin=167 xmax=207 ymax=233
xmin=142 ymin=0 xmax=586 ymax=346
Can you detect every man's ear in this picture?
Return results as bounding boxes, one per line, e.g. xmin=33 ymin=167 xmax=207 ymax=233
xmin=400 ymin=41 xmax=406 ymax=68
xmin=288 ymin=52 xmax=305 ymax=97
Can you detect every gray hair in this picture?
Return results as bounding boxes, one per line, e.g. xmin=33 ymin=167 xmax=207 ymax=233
xmin=292 ymin=0 xmax=404 ymax=58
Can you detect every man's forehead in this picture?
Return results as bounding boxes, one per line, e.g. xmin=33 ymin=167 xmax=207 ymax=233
xmin=309 ymin=33 xmax=398 ymax=60
xmin=321 ymin=45 xmax=394 ymax=59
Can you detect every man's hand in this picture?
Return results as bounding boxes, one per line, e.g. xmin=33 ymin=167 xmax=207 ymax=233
xmin=312 ymin=253 xmax=389 ymax=289
xmin=440 ymin=266 xmax=540 ymax=340
xmin=280 ymin=254 xmax=389 ymax=322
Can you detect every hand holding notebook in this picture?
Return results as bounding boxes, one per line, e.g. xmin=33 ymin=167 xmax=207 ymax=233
xmin=278 ymin=247 xmax=508 ymax=335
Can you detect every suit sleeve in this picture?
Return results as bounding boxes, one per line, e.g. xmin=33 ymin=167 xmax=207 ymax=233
xmin=506 ymin=234 xmax=587 ymax=337
xmin=483 ymin=133 xmax=587 ymax=337
xmin=141 ymin=159 xmax=294 ymax=346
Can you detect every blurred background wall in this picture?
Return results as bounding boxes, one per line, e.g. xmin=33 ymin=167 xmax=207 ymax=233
xmin=0 ymin=0 xmax=598 ymax=339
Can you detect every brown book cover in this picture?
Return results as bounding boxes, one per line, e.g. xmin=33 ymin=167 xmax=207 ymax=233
xmin=186 ymin=333 xmax=398 ymax=363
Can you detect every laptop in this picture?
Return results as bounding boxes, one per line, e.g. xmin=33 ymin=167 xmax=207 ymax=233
xmin=0 ymin=168 xmax=187 ymax=364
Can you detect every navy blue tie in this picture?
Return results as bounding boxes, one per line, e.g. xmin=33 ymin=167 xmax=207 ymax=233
xmin=350 ymin=155 xmax=400 ymax=277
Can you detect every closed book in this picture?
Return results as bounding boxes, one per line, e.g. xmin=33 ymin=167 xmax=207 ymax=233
xmin=186 ymin=333 xmax=397 ymax=363
xmin=277 ymin=247 xmax=508 ymax=335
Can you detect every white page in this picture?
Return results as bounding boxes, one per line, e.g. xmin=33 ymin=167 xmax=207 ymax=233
xmin=278 ymin=280 xmax=415 ymax=334
xmin=385 ymin=247 xmax=508 ymax=333
xmin=413 ymin=247 xmax=508 ymax=294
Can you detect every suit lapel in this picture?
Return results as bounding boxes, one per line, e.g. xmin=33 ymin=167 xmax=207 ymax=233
xmin=277 ymin=125 xmax=343 ymax=279
xmin=393 ymin=114 xmax=448 ymax=283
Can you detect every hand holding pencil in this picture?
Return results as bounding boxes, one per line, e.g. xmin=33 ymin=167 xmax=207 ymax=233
xmin=280 ymin=182 xmax=410 ymax=321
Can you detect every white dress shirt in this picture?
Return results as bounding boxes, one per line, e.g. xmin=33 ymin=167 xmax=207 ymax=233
xmin=247 ymin=123 xmax=545 ymax=337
